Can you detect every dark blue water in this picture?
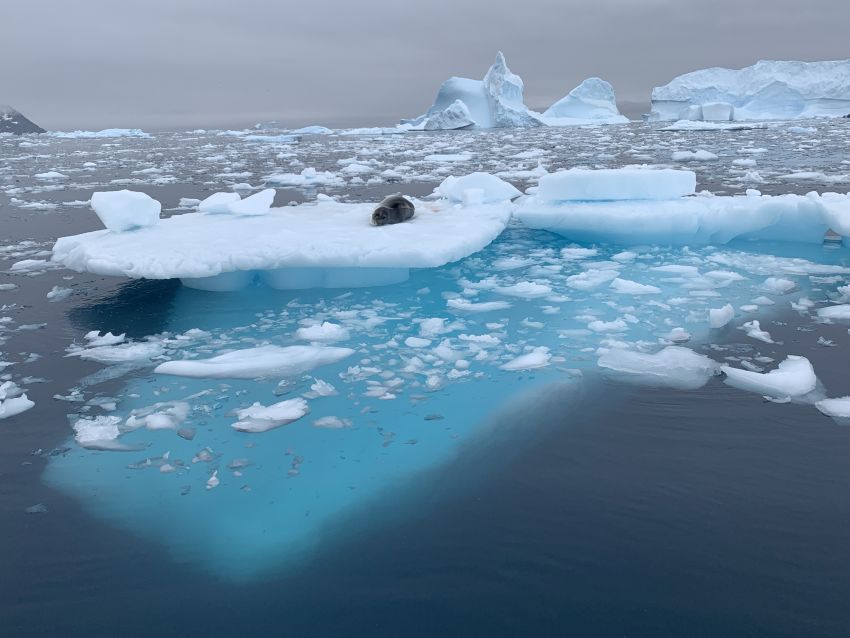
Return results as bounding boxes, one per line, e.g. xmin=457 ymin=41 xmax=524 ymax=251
xmin=4 ymin=366 xmax=850 ymax=637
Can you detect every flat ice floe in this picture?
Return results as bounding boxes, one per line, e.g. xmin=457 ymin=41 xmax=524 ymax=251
xmin=51 ymin=196 xmax=513 ymax=291
xmin=517 ymin=168 xmax=850 ymax=246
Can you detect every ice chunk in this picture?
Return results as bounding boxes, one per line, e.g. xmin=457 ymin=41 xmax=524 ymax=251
xmin=231 ymin=398 xmax=309 ymax=432
xmin=817 ymin=305 xmax=850 ymax=320
xmin=741 ymin=320 xmax=774 ymax=343
xmin=650 ymin=59 xmax=850 ymax=121
xmin=153 ymin=345 xmax=354 ymax=379
xmin=721 ymin=355 xmax=817 ymax=400
xmin=49 ymin=128 xmax=150 ymax=138
xmin=295 ymin=322 xmax=350 ymax=342
xmin=542 ymin=77 xmax=628 ymax=125
xmin=198 ymin=192 xmax=241 ymax=214
xmin=671 ymin=150 xmax=718 ymax=162
xmin=709 ymin=304 xmax=734 ymax=328
xmin=609 ymin=278 xmax=661 ymax=295
xmin=0 ymin=381 xmax=34 ymax=419
xmin=535 ymin=169 xmax=696 ymax=202
xmin=72 ymin=415 xmax=122 ymax=449
xmin=90 ymin=190 xmax=161 ymax=232
xmin=815 ymin=397 xmax=850 ymax=418
xmin=52 ymin=197 xmax=512 ymax=289
xmin=598 ymin=346 xmax=719 ymax=390
xmin=499 ymin=347 xmax=551 ymax=371
xmin=436 ymin=173 xmax=521 ymax=204
xmin=516 ymin=189 xmax=849 ymax=246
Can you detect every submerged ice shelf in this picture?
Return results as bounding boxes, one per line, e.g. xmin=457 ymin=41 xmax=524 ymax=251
xmin=42 ymin=215 xmax=850 ymax=580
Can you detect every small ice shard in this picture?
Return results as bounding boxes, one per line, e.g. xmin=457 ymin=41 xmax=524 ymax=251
xmin=84 ymin=331 xmax=126 ymax=347
xmin=741 ymin=320 xmax=774 ymax=343
xmin=46 ymin=286 xmax=72 ymax=301
xmin=90 ymin=190 xmax=161 ymax=232
xmin=597 ymin=346 xmax=719 ymax=390
xmin=404 ymin=336 xmax=431 ymax=348
xmin=721 ymin=355 xmax=818 ymax=401
xmin=500 ymin=347 xmax=551 ymax=371
xmin=815 ymin=397 xmax=850 ymax=419
xmin=671 ymin=150 xmax=719 ymax=162
xmin=294 ymin=322 xmax=350 ymax=343
xmin=0 ymin=381 xmax=35 ymax=419
xmin=154 ymin=345 xmax=354 ymax=379
xmin=312 ymin=416 xmax=352 ymax=429
xmin=206 ymin=470 xmax=220 ymax=490
xmin=436 ymin=172 xmax=521 ymax=204
xmin=761 ymin=277 xmax=796 ymax=295
xmin=446 ymin=299 xmax=512 ymax=313
xmin=609 ymin=278 xmax=661 ymax=295
xmin=817 ymin=305 xmax=850 ymax=321
xmin=495 ymin=281 xmax=552 ymax=298
xmin=663 ymin=327 xmax=691 ymax=343
xmin=709 ymin=304 xmax=734 ymax=328
xmin=231 ymin=398 xmax=309 ymax=432
xmin=72 ymin=415 xmax=122 ymax=449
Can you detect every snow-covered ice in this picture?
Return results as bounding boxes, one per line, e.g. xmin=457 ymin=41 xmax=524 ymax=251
xmin=650 ymin=59 xmax=850 ymax=121
xmin=90 ymin=190 xmax=161 ymax=232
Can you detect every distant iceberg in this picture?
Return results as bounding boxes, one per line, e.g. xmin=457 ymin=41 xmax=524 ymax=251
xmin=403 ymin=53 xmax=626 ymax=130
xmin=541 ymin=77 xmax=628 ymax=125
xmin=649 ymin=59 xmax=850 ymax=121
xmin=404 ymin=52 xmax=543 ymax=130
xmin=48 ymin=128 xmax=151 ymax=138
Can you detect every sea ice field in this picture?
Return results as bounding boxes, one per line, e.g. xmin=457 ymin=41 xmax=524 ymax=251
xmin=3 ymin=117 xmax=850 ymax=634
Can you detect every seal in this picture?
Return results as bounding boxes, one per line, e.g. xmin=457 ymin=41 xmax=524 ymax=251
xmin=372 ymin=194 xmax=415 ymax=226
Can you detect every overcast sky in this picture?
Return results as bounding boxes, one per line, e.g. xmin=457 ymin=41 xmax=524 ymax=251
xmin=3 ymin=0 xmax=849 ymax=130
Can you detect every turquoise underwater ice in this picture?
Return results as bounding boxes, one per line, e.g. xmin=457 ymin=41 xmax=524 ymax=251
xmin=44 ymin=225 xmax=850 ymax=580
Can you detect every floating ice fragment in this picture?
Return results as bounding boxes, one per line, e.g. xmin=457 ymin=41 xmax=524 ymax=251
xmin=436 ymin=172 xmax=521 ymax=204
xmin=598 ymin=346 xmax=719 ymax=390
xmin=154 ymin=345 xmax=354 ymax=379
xmin=709 ymin=304 xmax=735 ymax=328
xmin=295 ymin=322 xmax=350 ymax=343
xmin=817 ymin=305 xmax=850 ymax=321
xmin=231 ymin=398 xmax=309 ymax=432
xmin=500 ymin=347 xmax=551 ymax=371
xmin=741 ymin=320 xmax=774 ymax=343
xmin=721 ymin=355 xmax=818 ymax=401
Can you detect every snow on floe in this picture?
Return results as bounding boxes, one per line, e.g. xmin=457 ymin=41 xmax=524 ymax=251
xmin=721 ymin=355 xmax=820 ymax=402
xmin=435 ymin=173 xmax=521 ymax=204
xmin=52 ymin=194 xmax=513 ymax=291
xmin=517 ymin=169 xmax=850 ymax=246
xmin=154 ymin=345 xmax=354 ymax=379
xmin=91 ymin=190 xmax=161 ymax=231
xmin=535 ymin=168 xmax=696 ymax=202
xmin=597 ymin=346 xmax=719 ymax=390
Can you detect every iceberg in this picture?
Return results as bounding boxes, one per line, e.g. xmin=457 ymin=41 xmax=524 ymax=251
xmin=404 ymin=52 xmax=543 ymax=130
xmin=649 ymin=59 xmax=850 ymax=121
xmin=516 ymin=169 xmax=850 ymax=246
xmin=51 ymin=193 xmax=513 ymax=291
xmin=541 ymin=77 xmax=629 ymax=125
xmin=48 ymin=128 xmax=151 ymax=138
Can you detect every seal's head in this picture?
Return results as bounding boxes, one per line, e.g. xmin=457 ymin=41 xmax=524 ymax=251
xmin=371 ymin=206 xmax=392 ymax=226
